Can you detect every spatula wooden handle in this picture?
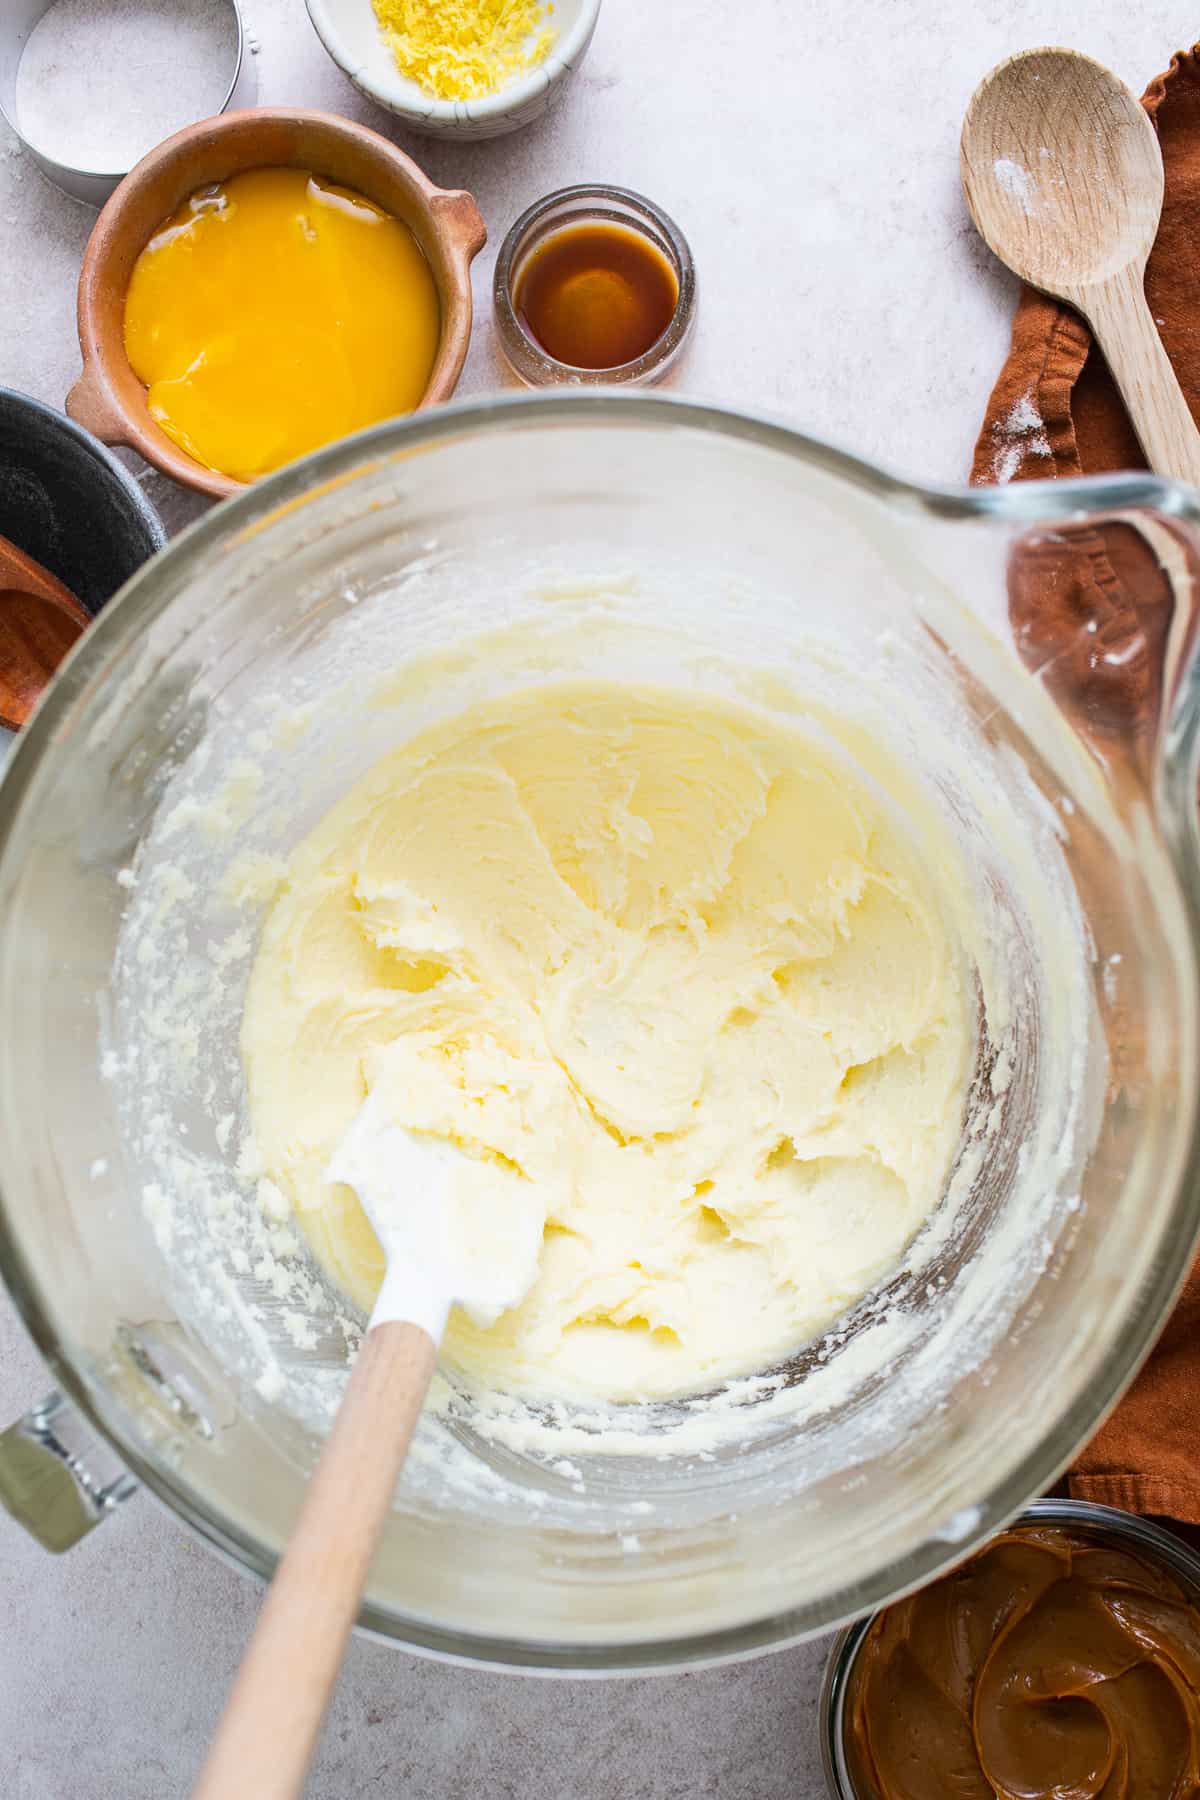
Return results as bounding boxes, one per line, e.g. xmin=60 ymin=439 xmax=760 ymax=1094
xmin=192 ymin=1321 xmax=437 ymax=1800
xmin=1072 ymin=263 xmax=1200 ymax=487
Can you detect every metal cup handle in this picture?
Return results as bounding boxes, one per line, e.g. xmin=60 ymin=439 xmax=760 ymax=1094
xmin=0 ymin=1390 xmax=137 ymax=1552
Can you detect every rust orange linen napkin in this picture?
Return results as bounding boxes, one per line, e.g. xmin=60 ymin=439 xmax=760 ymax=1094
xmin=972 ymin=45 xmax=1200 ymax=1523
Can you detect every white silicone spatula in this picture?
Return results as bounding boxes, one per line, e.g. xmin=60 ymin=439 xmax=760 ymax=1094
xmin=192 ymin=1101 xmax=539 ymax=1800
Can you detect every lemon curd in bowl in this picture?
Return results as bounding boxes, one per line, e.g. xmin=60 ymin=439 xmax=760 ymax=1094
xmin=123 ymin=166 xmax=441 ymax=484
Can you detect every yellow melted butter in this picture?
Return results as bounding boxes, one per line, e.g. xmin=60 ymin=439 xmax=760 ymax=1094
xmin=123 ymin=168 xmax=441 ymax=484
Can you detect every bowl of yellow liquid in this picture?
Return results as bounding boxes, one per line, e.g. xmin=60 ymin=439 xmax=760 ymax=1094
xmin=66 ymin=109 xmax=486 ymax=497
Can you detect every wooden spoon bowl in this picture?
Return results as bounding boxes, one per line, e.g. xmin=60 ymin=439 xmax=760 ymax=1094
xmin=962 ymin=48 xmax=1164 ymax=291
xmin=0 ymin=589 xmax=89 ymax=731
xmin=0 ymin=533 xmax=91 ymax=731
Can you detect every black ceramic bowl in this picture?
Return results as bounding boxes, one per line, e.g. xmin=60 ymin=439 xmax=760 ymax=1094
xmin=0 ymin=388 xmax=165 ymax=618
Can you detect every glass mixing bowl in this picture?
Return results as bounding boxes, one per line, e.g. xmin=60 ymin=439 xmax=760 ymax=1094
xmin=1 ymin=393 xmax=1200 ymax=1672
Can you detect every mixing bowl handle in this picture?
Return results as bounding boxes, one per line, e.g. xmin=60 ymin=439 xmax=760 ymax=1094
xmin=0 ymin=1390 xmax=137 ymax=1552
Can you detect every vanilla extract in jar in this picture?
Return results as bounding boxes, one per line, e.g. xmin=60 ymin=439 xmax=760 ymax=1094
xmin=493 ymin=185 xmax=696 ymax=386
xmin=515 ymin=222 xmax=679 ymax=370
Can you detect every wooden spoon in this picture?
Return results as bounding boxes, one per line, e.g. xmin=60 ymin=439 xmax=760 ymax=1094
xmin=0 ymin=535 xmax=91 ymax=731
xmin=961 ymin=47 xmax=1200 ymax=485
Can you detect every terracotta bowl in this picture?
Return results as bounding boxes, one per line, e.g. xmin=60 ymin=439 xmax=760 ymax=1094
xmin=67 ymin=109 xmax=486 ymax=500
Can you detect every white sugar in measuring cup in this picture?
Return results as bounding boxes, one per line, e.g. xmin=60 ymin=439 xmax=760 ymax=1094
xmin=0 ymin=0 xmax=254 ymax=206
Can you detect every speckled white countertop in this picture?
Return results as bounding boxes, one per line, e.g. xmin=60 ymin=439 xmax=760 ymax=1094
xmin=0 ymin=1 xmax=1195 ymax=1794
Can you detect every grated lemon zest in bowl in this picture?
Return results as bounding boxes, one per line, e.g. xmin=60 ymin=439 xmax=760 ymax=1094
xmin=371 ymin=0 xmax=557 ymax=102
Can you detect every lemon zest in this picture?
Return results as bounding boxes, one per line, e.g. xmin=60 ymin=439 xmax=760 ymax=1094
xmin=371 ymin=0 xmax=556 ymax=102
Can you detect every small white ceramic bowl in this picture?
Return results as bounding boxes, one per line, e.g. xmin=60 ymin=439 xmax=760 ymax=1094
xmin=305 ymin=0 xmax=601 ymax=139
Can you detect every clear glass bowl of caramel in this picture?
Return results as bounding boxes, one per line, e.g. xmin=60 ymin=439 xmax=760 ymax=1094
xmin=492 ymin=184 xmax=696 ymax=386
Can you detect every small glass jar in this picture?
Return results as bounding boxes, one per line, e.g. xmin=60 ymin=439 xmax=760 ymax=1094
xmin=492 ymin=183 xmax=696 ymax=387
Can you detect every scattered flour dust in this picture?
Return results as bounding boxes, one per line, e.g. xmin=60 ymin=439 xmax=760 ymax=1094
xmin=990 ymin=390 xmax=1053 ymax=485
xmin=992 ymin=157 xmax=1034 ymax=215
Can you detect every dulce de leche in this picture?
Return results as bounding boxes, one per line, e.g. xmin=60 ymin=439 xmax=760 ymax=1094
xmin=846 ymin=1524 xmax=1200 ymax=1798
